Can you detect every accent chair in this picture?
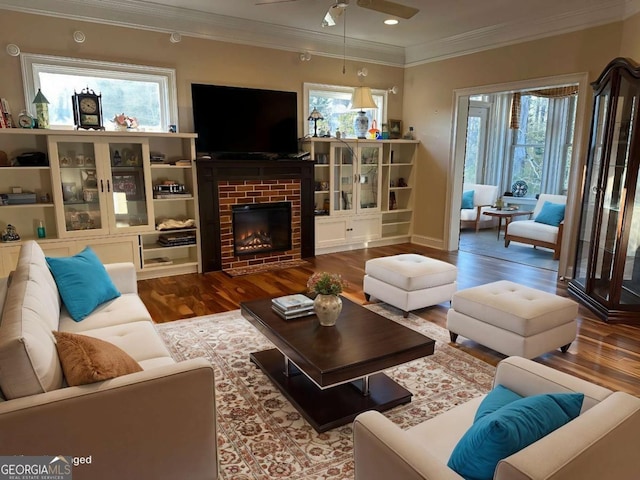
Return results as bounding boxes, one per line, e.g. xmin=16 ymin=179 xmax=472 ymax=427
xmin=460 ymin=183 xmax=499 ymax=232
xmin=504 ymin=193 xmax=567 ymax=260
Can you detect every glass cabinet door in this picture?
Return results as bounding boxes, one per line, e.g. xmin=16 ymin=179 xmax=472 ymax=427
xmin=358 ymin=145 xmax=381 ymax=211
xmin=105 ymin=141 xmax=153 ymax=231
xmin=574 ymin=89 xmax=610 ymax=290
xmin=51 ymin=140 xmax=110 ymax=236
xmin=332 ymin=144 xmax=354 ymax=213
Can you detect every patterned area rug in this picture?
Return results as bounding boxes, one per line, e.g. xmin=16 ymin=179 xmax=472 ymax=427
xmin=156 ymin=304 xmax=495 ymax=480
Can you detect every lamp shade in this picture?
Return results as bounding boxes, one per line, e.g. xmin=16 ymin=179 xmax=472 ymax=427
xmin=350 ymin=86 xmax=377 ymax=110
xmin=307 ymin=107 xmax=324 ymax=121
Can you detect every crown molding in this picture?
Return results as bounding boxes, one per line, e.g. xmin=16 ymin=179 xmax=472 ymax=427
xmin=405 ymin=0 xmax=632 ymax=66
xmin=1 ymin=0 xmax=637 ymax=67
xmin=0 ymin=0 xmax=406 ymax=66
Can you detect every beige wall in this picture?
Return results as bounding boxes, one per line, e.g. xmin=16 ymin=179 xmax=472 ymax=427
xmin=0 ymin=10 xmax=405 ymax=133
xmin=404 ymin=22 xmax=624 ymax=246
xmin=620 ymin=11 xmax=640 ymax=60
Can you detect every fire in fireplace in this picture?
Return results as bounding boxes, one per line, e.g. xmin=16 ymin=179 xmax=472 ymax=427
xmin=232 ymin=202 xmax=292 ymax=256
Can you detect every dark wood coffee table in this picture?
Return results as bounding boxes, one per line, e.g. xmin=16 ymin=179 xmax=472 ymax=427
xmin=240 ymin=295 xmax=435 ymax=432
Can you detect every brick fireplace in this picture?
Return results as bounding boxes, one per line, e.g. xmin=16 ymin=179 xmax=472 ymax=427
xmin=196 ymin=158 xmax=315 ymax=273
xmin=220 ymin=180 xmax=299 ymax=271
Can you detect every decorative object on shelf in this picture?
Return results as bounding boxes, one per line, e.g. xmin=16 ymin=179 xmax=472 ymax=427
xmin=1 ymin=224 xmax=20 ymax=242
xmin=390 ymin=191 xmax=397 ymax=210
xmin=307 ymin=107 xmax=324 ymax=137
xmin=403 ymin=126 xmax=415 ymax=140
xmin=511 ymin=180 xmax=528 ymax=197
xmin=82 ymin=169 xmax=98 ymax=188
xmin=112 ymin=113 xmax=139 ymax=131
xmin=368 ymin=119 xmax=380 ymax=139
xmin=397 ymin=177 xmax=407 ymax=187
xmin=381 ymin=123 xmax=390 ymax=139
xmin=307 ymin=272 xmax=348 ymax=327
xmin=62 ymin=182 xmax=77 ymax=202
xmin=112 ymin=150 xmax=122 ymax=166
xmin=72 ymin=87 xmax=104 ymax=130
xmin=32 ymin=88 xmax=50 ymax=129
xmin=0 ymin=150 xmax=9 ymax=167
xmin=388 ymin=119 xmax=402 ymax=139
xmin=351 ymin=86 xmax=377 ymax=139
xmin=37 ymin=220 xmax=46 ymax=239
xmin=17 ymin=110 xmax=36 ymax=129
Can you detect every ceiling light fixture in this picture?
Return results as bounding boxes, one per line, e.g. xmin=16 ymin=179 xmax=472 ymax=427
xmin=6 ymin=44 xmax=20 ymax=56
xmin=299 ymin=52 xmax=311 ymax=62
xmin=357 ymin=67 xmax=368 ymax=78
xmin=388 ymin=86 xmax=398 ymax=94
xmin=384 ymin=18 xmax=399 ymax=25
xmin=169 ymin=32 xmax=182 ymax=43
xmin=73 ymin=31 xmax=86 ymax=43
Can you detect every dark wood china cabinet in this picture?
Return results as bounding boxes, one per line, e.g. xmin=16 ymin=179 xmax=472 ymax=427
xmin=569 ymin=57 xmax=640 ymax=324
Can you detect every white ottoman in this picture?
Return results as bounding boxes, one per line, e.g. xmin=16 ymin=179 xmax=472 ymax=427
xmin=364 ymin=254 xmax=457 ymax=318
xmin=447 ymin=280 xmax=578 ymax=359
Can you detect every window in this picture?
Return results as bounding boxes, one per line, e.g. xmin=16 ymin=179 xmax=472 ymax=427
xmin=21 ymin=54 xmax=178 ymax=131
xmin=304 ymin=83 xmax=386 ymax=138
xmin=464 ymin=89 xmax=577 ymax=200
xmin=509 ymin=94 xmax=576 ymax=196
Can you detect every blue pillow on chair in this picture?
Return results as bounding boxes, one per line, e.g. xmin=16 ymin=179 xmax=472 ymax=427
xmin=46 ymin=247 xmax=121 ymax=321
xmin=535 ymin=201 xmax=565 ymax=227
xmin=448 ymin=392 xmax=584 ymax=480
xmin=462 ymin=190 xmax=475 ymax=209
xmin=474 ymin=385 xmax=523 ymax=422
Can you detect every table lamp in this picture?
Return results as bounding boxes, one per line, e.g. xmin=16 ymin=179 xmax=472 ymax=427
xmin=308 ymin=107 xmax=324 ymax=137
xmin=351 ymin=86 xmax=377 ymax=139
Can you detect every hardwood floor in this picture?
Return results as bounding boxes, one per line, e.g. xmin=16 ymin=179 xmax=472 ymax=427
xmin=138 ymin=243 xmax=640 ymax=396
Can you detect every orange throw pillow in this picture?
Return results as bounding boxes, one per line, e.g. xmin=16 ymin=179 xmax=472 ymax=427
xmin=53 ymin=331 xmax=142 ymax=386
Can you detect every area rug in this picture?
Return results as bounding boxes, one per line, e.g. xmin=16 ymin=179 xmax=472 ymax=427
xmin=155 ymin=304 xmax=495 ymax=480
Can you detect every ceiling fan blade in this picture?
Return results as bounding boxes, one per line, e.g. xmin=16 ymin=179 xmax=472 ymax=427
xmin=322 ymin=3 xmax=347 ymax=27
xmin=356 ymin=0 xmax=418 ymax=19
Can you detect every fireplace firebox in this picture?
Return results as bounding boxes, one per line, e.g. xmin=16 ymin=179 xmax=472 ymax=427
xmin=232 ymin=202 xmax=292 ymax=257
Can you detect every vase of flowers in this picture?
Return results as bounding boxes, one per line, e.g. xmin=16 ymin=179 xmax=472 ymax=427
xmin=307 ymin=272 xmax=347 ymax=327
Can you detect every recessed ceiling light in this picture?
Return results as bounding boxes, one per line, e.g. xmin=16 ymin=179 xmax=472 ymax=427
xmin=384 ymin=19 xmax=399 ymax=25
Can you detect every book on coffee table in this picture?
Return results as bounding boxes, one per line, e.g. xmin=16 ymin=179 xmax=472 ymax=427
xmin=272 ymin=294 xmax=314 ymax=311
xmin=271 ymin=305 xmax=315 ymax=320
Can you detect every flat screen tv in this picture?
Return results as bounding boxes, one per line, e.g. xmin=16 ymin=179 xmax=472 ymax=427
xmin=191 ymin=84 xmax=298 ymax=156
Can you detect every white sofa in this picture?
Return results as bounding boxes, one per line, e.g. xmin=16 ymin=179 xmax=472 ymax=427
xmin=504 ymin=194 xmax=567 ymax=259
xmin=460 ymin=183 xmax=499 ymax=232
xmin=354 ymin=356 xmax=640 ymax=480
xmin=0 ymin=240 xmax=217 ymax=480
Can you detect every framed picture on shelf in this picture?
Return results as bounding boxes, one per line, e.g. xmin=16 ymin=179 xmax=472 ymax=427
xmin=388 ymin=119 xmax=402 ymax=139
xmin=112 ymin=171 xmax=144 ymax=200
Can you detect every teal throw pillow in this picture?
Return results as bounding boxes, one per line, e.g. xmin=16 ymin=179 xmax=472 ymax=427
xmin=447 ymin=392 xmax=584 ymax=480
xmin=46 ymin=247 xmax=121 ymax=322
xmin=535 ymin=201 xmax=565 ymax=227
xmin=474 ymin=385 xmax=523 ymax=423
xmin=462 ymin=190 xmax=475 ymax=209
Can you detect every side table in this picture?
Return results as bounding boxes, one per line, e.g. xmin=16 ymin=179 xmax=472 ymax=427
xmin=482 ymin=208 xmax=533 ymax=240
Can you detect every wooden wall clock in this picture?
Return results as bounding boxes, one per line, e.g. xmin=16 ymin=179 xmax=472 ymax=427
xmin=72 ymin=88 xmax=105 ymax=130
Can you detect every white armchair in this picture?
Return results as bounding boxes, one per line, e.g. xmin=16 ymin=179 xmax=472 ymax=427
xmin=460 ymin=183 xmax=499 ymax=232
xmin=504 ymin=194 xmax=567 ymax=260
xmin=353 ymin=356 xmax=640 ymax=480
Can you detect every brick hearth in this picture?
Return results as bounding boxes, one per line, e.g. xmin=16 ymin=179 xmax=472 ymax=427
xmin=218 ymin=179 xmax=301 ymax=272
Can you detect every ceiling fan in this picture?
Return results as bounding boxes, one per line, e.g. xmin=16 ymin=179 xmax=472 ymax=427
xmin=256 ymin=0 xmax=419 ymax=27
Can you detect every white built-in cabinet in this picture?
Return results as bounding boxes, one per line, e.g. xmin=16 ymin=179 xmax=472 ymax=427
xmin=303 ymin=138 xmax=418 ymax=253
xmin=0 ymin=129 xmax=200 ymax=279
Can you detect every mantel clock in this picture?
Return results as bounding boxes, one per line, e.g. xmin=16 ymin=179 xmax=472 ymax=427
xmin=72 ymin=88 xmax=104 ymax=130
